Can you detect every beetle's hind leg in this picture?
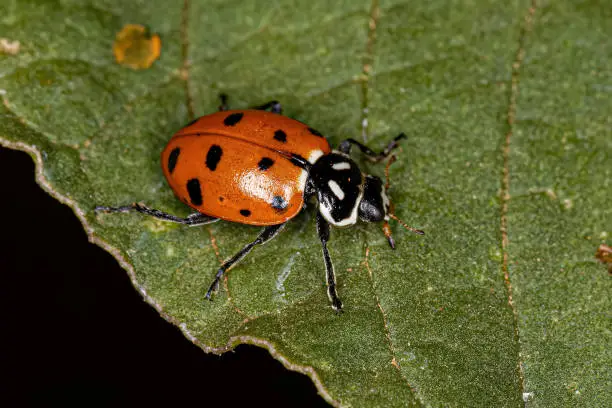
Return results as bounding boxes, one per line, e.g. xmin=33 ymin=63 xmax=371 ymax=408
xmin=251 ymin=100 xmax=282 ymax=114
xmin=218 ymin=93 xmax=230 ymax=111
xmin=95 ymin=203 xmax=219 ymax=226
xmin=218 ymin=93 xmax=282 ymax=114
xmin=205 ymin=222 xmax=287 ymax=300
xmin=338 ymin=133 xmax=407 ymax=163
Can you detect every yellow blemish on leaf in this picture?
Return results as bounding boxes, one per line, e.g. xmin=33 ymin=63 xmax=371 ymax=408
xmin=0 ymin=38 xmax=20 ymax=55
xmin=113 ymin=24 xmax=161 ymax=69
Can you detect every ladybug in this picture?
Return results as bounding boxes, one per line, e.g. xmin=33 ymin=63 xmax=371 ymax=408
xmin=96 ymin=95 xmax=423 ymax=311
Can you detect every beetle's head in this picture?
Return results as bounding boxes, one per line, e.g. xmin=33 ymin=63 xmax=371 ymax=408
xmin=357 ymin=174 xmax=389 ymax=223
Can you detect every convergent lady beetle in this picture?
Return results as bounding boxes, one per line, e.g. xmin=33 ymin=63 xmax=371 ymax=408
xmin=96 ymin=95 xmax=423 ymax=311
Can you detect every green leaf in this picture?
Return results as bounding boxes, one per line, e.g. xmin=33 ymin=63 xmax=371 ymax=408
xmin=1 ymin=0 xmax=610 ymax=406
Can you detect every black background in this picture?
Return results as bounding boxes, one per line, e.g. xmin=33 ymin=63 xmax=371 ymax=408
xmin=0 ymin=146 xmax=329 ymax=407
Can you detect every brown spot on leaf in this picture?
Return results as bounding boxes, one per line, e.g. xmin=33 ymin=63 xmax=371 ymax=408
xmin=595 ymin=244 xmax=612 ymax=275
xmin=113 ymin=24 xmax=161 ymax=70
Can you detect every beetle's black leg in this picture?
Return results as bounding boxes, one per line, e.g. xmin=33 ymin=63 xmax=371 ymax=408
xmin=218 ymin=93 xmax=229 ymax=111
xmin=95 ymin=203 xmax=219 ymax=226
xmin=316 ymin=213 xmax=343 ymax=312
xmin=251 ymin=100 xmax=282 ymax=114
xmin=338 ymin=133 xmax=407 ymax=162
xmin=205 ymin=222 xmax=287 ymax=300
xmin=218 ymin=94 xmax=282 ymax=114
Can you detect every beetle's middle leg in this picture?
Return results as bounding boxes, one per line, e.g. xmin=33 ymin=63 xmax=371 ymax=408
xmin=217 ymin=93 xmax=282 ymax=114
xmin=205 ymin=222 xmax=287 ymax=300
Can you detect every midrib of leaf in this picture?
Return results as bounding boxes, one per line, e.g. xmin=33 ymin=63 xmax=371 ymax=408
xmin=500 ymin=0 xmax=538 ymax=401
xmin=181 ymin=0 xmax=195 ymax=120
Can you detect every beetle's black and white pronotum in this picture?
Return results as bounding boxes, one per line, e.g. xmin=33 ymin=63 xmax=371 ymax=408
xmin=309 ymin=153 xmax=364 ymax=227
xmin=96 ymin=96 xmax=424 ymax=313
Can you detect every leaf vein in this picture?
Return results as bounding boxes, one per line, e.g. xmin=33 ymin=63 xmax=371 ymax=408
xmin=364 ymin=246 xmax=422 ymax=406
xmin=500 ymin=0 xmax=538 ymax=400
xmin=181 ymin=0 xmax=195 ymax=120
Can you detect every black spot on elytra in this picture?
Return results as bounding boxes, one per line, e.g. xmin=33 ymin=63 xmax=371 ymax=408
xmin=223 ymin=112 xmax=243 ymax=126
xmin=206 ymin=145 xmax=223 ymax=171
xmin=307 ymin=127 xmax=324 ymax=137
xmin=240 ymin=209 xmax=251 ymax=217
xmin=273 ymin=129 xmax=287 ymax=142
xmin=167 ymin=147 xmax=180 ymax=174
xmin=186 ymin=178 xmax=202 ymax=206
xmin=219 ymin=196 xmax=224 ymax=202
xmin=271 ymin=196 xmax=288 ymax=212
xmin=258 ymin=157 xmax=274 ymax=171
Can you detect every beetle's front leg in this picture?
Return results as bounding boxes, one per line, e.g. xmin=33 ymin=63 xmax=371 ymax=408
xmin=338 ymin=133 xmax=407 ymax=162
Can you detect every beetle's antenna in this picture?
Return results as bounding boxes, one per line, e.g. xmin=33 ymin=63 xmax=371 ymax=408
xmin=384 ymin=155 xmax=396 ymax=191
xmin=383 ymin=155 xmax=424 ymax=248
xmin=382 ymin=156 xmax=398 ymax=248
xmin=389 ymin=212 xmax=425 ymax=235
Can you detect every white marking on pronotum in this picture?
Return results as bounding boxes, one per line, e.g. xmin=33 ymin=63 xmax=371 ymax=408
xmin=308 ymin=149 xmax=325 ymax=164
xmin=336 ymin=189 xmax=362 ymax=227
xmin=331 ymin=162 xmax=351 ymax=170
xmin=319 ymin=188 xmax=364 ymax=227
xmin=297 ymin=149 xmax=325 ymax=191
xmin=327 ymin=180 xmax=345 ymax=200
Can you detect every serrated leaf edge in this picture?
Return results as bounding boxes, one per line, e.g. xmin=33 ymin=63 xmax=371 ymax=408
xmin=0 ymin=137 xmax=342 ymax=408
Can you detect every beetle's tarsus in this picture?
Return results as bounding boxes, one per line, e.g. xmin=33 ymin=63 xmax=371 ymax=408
xmin=218 ymin=93 xmax=229 ymax=111
xmin=332 ymin=298 xmax=344 ymax=314
xmin=205 ymin=285 xmax=216 ymax=300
